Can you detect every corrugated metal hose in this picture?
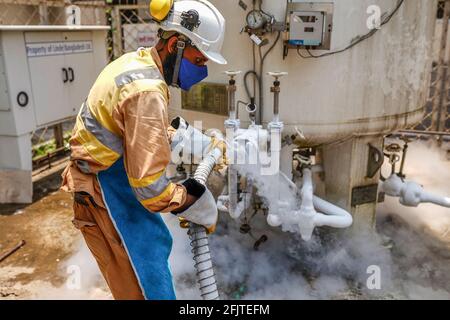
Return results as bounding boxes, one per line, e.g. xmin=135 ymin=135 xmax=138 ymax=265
xmin=189 ymin=148 xmax=222 ymax=300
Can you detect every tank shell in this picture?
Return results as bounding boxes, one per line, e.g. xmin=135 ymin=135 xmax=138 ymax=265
xmin=169 ymin=0 xmax=437 ymax=146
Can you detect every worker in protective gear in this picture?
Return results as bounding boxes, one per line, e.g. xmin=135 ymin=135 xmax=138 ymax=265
xmin=61 ymin=0 xmax=227 ymax=300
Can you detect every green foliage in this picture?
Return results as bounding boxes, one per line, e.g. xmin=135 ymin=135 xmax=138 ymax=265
xmin=32 ymin=131 xmax=71 ymax=160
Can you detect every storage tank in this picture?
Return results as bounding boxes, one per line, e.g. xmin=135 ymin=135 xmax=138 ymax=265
xmin=169 ymin=0 xmax=436 ymax=145
xmin=167 ymin=0 xmax=438 ymax=232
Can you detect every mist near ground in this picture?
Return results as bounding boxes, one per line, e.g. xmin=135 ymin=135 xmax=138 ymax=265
xmin=167 ymin=140 xmax=450 ymax=300
xmin=12 ymin=141 xmax=448 ymax=300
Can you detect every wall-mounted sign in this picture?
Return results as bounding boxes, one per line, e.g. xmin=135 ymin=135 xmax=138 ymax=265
xmin=123 ymin=23 xmax=159 ymax=52
xmin=181 ymin=82 xmax=228 ymax=116
xmin=137 ymin=31 xmax=157 ymax=47
xmin=26 ymin=41 xmax=93 ymax=58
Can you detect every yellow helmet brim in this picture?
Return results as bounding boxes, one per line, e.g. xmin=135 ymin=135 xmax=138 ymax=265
xmin=149 ymin=0 xmax=174 ymax=22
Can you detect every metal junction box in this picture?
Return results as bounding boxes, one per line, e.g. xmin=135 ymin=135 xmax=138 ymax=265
xmin=0 ymin=25 xmax=109 ymax=203
xmin=284 ymin=2 xmax=333 ymax=55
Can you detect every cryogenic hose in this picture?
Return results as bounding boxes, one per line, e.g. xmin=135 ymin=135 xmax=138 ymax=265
xmin=193 ymin=148 xmax=222 ymax=185
xmin=189 ymin=147 xmax=222 ymax=300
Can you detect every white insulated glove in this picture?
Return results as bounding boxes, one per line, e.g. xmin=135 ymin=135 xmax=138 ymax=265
xmin=172 ymin=178 xmax=218 ymax=233
xmin=177 ymin=187 xmax=218 ymax=234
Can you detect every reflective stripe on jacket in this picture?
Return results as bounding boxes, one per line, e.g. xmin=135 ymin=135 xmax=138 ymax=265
xmin=63 ymin=47 xmax=187 ymax=213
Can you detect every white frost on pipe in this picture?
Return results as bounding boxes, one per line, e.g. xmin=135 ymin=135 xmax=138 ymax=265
xmin=217 ymin=195 xmax=229 ymax=212
xmin=260 ymin=122 xmax=283 ymax=176
xmin=313 ymin=196 xmax=354 ymax=229
xmin=380 ymin=173 xmax=450 ymax=208
xmin=226 ymin=125 xmax=269 ymax=219
xmin=216 ymin=193 xmax=252 ymax=218
xmin=297 ymin=168 xmax=353 ymax=241
xmin=223 ymin=121 xmax=352 ymax=240
xmin=269 ymin=170 xmax=353 ymax=241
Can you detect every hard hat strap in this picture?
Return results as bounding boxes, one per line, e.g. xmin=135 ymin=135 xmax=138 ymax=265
xmin=172 ymin=39 xmax=186 ymax=87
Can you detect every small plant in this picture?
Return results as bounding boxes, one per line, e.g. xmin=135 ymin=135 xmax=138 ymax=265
xmin=32 ymin=131 xmax=71 ymax=160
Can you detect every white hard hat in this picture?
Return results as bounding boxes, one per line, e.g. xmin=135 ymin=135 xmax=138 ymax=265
xmin=159 ymin=0 xmax=227 ymax=65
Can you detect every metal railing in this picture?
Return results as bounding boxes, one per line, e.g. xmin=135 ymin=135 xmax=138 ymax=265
xmin=108 ymin=4 xmax=157 ymax=60
xmin=0 ymin=0 xmax=106 ymax=25
xmin=400 ymin=0 xmax=450 ymax=144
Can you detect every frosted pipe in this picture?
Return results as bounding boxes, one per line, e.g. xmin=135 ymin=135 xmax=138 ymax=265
xmin=260 ymin=124 xmax=282 ymax=176
xmin=380 ymin=174 xmax=450 ymax=208
xmin=278 ymin=170 xmax=353 ymax=241
xmin=313 ymin=196 xmax=354 ymax=229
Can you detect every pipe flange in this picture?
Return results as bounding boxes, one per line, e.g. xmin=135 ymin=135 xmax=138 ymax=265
xmin=268 ymin=121 xmax=284 ymax=130
xmin=225 ymin=119 xmax=241 ymax=129
xmin=385 ymin=143 xmax=402 ymax=153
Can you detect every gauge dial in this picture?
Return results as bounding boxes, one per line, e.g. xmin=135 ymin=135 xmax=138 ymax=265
xmin=246 ymin=10 xmax=266 ymax=30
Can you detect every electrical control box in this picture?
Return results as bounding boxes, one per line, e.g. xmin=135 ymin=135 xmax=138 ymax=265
xmin=284 ymin=2 xmax=333 ymax=57
xmin=0 ymin=26 xmax=109 ymax=134
xmin=0 ymin=26 xmax=109 ymax=203
xmin=289 ymin=11 xmax=325 ymax=46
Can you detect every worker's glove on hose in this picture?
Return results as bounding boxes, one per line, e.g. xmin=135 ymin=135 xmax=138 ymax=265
xmin=170 ymin=117 xmax=212 ymax=164
xmin=172 ymin=178 xmax=218 ymax=234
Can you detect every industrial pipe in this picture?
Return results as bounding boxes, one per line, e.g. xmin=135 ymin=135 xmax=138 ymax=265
xmin=189 ymin=147 xmax=222 ymax=300
xmin=268 ymin=72 xmax=288 ymax=123
xmin=313 ymin=196 xmax=355 ymax=229
xmin=217 ymin=194 xmax=229 ymax=212
xmin=224 ymin=71 xmax=243 ymax=220
xmin=260 ymin=72 xmax=286 ymax=175
xmin=380 ymin=174 xmax=450 ymax=208
xmin=224 ymin=137 xmax=254 ymax=219
xmin=224 ymin=71 xmax=241 ymax=121
xmin=260 ymin=123 xmax=282 ymax=176
xmin=225 ymin=126 xmax=269 ymax=219
xmin=217 ymin=192 xmax=252 ymax=218
xmin=269 ymin=170 xmax=353 ymax=241
xmin=297 ymin=168 xmax=353 ymax=240
xmin=227 ymin=165 xmax=239 ymax=219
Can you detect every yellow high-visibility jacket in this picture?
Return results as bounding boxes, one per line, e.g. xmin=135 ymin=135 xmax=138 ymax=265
xmin=61 ymin=47 xmax=186 ymax=213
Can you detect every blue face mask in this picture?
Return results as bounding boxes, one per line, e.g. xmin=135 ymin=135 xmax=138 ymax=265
xmin=178 ymin=58 xmax=208 ymax=91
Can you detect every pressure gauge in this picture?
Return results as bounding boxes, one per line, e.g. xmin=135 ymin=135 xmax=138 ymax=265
xmin=246 ymin=10 xmax=266 ymax=30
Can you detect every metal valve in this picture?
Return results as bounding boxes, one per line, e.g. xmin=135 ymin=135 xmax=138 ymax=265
xmin=385 ymin=143 xmax=402 ymax=175
xmin=224 ymin=70 xmax=242 ymax=79
xmin=267 ymin=72 xmax=288 ymax=123
xmin=267 ymin=71 xmax=288 ymax=80
xmin=224 ymin=71 xmax=242 ymax=121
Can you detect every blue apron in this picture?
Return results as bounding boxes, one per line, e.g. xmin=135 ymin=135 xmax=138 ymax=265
xmin=97 ymin=157 xmax=176 ymax=300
